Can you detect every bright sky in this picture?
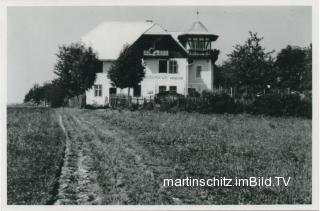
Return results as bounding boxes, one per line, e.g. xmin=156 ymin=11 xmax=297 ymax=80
xmin=7 ymin=6 xmax=311 ymax=104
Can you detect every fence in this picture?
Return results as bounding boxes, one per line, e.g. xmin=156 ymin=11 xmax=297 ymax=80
xmin=68 ymin=94 xmax=86 ymax=108
xmin=109 ymin=95 xmax=155 ymax=109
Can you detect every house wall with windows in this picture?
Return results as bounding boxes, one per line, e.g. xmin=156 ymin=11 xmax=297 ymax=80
xmin=140 ymin=58 xmax=188 ymax=97
xmin=85 ymin=73 xmax=109 ymax=105
xmin=188 ymin=59 xmax=213 ymax=92
xmin=85 ymin=57 xmax=188 ymax=105
xmin=83 ymin=21 xmax=219 ymax=106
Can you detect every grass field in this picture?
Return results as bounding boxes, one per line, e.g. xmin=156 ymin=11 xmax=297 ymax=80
xmin=7 ymin=107 xmax=65 ymax=205
xmin=7 ymin=107 xmax=311 ymax=204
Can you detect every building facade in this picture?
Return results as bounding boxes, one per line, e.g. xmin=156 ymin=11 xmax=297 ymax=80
xmin=82 ymin=20 xmax=219 ymax=106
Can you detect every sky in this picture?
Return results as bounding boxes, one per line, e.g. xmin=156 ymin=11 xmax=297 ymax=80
xmin=7 ymin=6 xmax=311 ymax=104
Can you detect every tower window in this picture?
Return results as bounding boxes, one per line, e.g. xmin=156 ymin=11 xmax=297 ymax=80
xmin=196 ymin=66 xmax=202 ymax=78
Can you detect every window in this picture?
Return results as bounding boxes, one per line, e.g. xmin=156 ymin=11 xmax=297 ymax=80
xmin=169 ymin=60 xmax=178 ymax=74
xmin=159 ymin=60 xmax=167 ymax=73
xmin=109 ymin=87 xmax=117 ymax=95
xmin=169 ymin=86 xmax=177 ymax=93
xmin=188 ymin=88 xmax=197 ymax=96
xmin=159 ymin=86 xmax=166 ymax=93
xmin=199 ymin=38 xmax=205 ymax=50
xmin=94 ymin=85 xmax=102 ymax=97
xmin=193 ymin=38 xmax=198 ymax=49
xmin=196 ymin=66 xmax=202 ymax=78
xmin=133 ymin=85 xmax=141 ymax=97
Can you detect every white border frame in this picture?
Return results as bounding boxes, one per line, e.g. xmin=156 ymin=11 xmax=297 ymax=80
xmin=0 ymin=0 xmax=319 ymax=211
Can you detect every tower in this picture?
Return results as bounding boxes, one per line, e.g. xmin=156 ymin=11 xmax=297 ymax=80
xmin=178 ymin=20 xmax=218 ymax=58
xmin=178 ymin=14 xmax=219 ymax=93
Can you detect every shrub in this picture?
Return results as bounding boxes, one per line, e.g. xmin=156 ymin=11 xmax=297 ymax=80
xmin=154 ymin=91 xmax=242 ymax=114
xmin=200 ymin=91 xmax=243 ymax=114
xmin=247 ymin=93 xmax=311 ymax=118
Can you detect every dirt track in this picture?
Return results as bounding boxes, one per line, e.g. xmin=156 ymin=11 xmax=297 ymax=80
xmin=54 ymin=108 xmax=176 ymax=205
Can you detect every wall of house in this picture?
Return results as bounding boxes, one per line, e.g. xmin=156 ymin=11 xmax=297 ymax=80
xmin=86 ymin=58 xmax=189 ymax=105
xmin=141 ymin=58 xmax=188 ymax=96
xmin=188 ymin=59 xmax=213 ymax=93
xmin=85 ymin=73 xmax=109 ymax=105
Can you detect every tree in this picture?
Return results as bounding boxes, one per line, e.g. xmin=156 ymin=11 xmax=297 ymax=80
xmin=107 ymin=45 xmax=145 ymax=104
xmin=24 ymin=84 xmax=42 ymax=104
xmin=54 ymin=43 xmax=101 ymax=98
xmin=24 ymin=80 xmax=66 ymax=107
xmin=303 ymin=44 xmax=312 ymax=91
xmin=220 ymin=32 xmax=275 ymax=95
xmin=275 ymin=44 xmax=311 ymax=92
xmin=43 ymin=80 xmax=66 ymax=107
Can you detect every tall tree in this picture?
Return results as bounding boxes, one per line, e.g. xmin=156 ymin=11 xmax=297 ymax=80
xmin=275 ymin=44 xmax=311 ymax=91
xmin=108 ymin=45 xmax=145 ymax=103
xmin=54 ymin=43 xmax=101 ymax=98
xmin=220 ymin=32 xmax=275 ymax=95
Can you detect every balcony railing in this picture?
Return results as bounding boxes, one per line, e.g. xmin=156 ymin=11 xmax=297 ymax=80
xmin=188 ymin=49 xmax=211 ymax=56
xmin=143 ymin=50 xmax=169 ymax=57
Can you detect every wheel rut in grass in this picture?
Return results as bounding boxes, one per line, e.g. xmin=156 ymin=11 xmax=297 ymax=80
xmin=54 ymin=110 xmax=103 ymax=205
xmin=74 ymin=110 xmax=180 ymax=204
xmin=55 ymin=108 xmax=180 ymax=204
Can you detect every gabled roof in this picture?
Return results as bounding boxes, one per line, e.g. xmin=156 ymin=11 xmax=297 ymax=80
xmin=81 ymin=21 xmax=154 ymax=60
xmin=144 ymin=24 xmax=168 ymax=35
xmin=81 ymin=21 xmax=218 ymax=60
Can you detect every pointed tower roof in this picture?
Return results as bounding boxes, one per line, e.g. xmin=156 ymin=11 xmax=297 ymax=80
xmin=178 ymin=20 xmax=218 ymax=41
xmin=188 ymin=21 xmax=209 ymax=33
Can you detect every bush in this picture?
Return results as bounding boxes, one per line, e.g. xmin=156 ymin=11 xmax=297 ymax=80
xmin=247 ymin=93 xmax=311 ymax=118
xmin=199 ymin=91 xmax=243 ymax=114
xmin=84 ymin=104 xmax=109 ymax=109
xmin=154 ymin=91 xmax=242 ymax=114
xmin=111 ymin=90 xmax=311 ymax=118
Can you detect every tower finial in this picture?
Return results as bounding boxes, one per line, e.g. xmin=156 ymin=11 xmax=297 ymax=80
xmin=196 ymin=8 xmax=199 ymax=19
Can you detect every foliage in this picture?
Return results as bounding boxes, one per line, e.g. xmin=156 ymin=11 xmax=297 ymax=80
xmin=146 ymin=90 xmax=311 ymax=118
xmin=247 ymin=93 xmax=312 ymax=118
xmin=54 ymin=43 xmax=101 ymax=98
xmin=7 ymin=107 xmax=65 ymax=204
xmin=44 ymin=80 xmax=66 ymax=107
xmin=153 ymin=91 xmax=242 ymax=114
xmin=108 ymin=45 xmax=145 ymax=99
xmin=24 ymin=84 xmax=44 ymax=104
xmin=275 ymin=44 xmax=312 ymax=91
xmin=24 ymin=80 xmax=66 ymax=107
xmin=219 ymin=32 xmax=275 ymax=95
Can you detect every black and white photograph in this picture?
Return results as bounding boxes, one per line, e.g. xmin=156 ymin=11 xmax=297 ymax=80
xmin=1 ymin=0 xmax=318 ymax=210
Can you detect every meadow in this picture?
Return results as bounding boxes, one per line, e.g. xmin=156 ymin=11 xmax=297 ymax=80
xmin=6 ymin=107 xmax=312 ymax=204
xmin=7 ymin=107 xmax=65 ymax=204
xmin=78 ymin=109 xmax=312 ymax=204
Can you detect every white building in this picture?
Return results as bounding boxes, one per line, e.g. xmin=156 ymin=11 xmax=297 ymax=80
xmin=81 ymin=20 xmax=219 ymax=106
